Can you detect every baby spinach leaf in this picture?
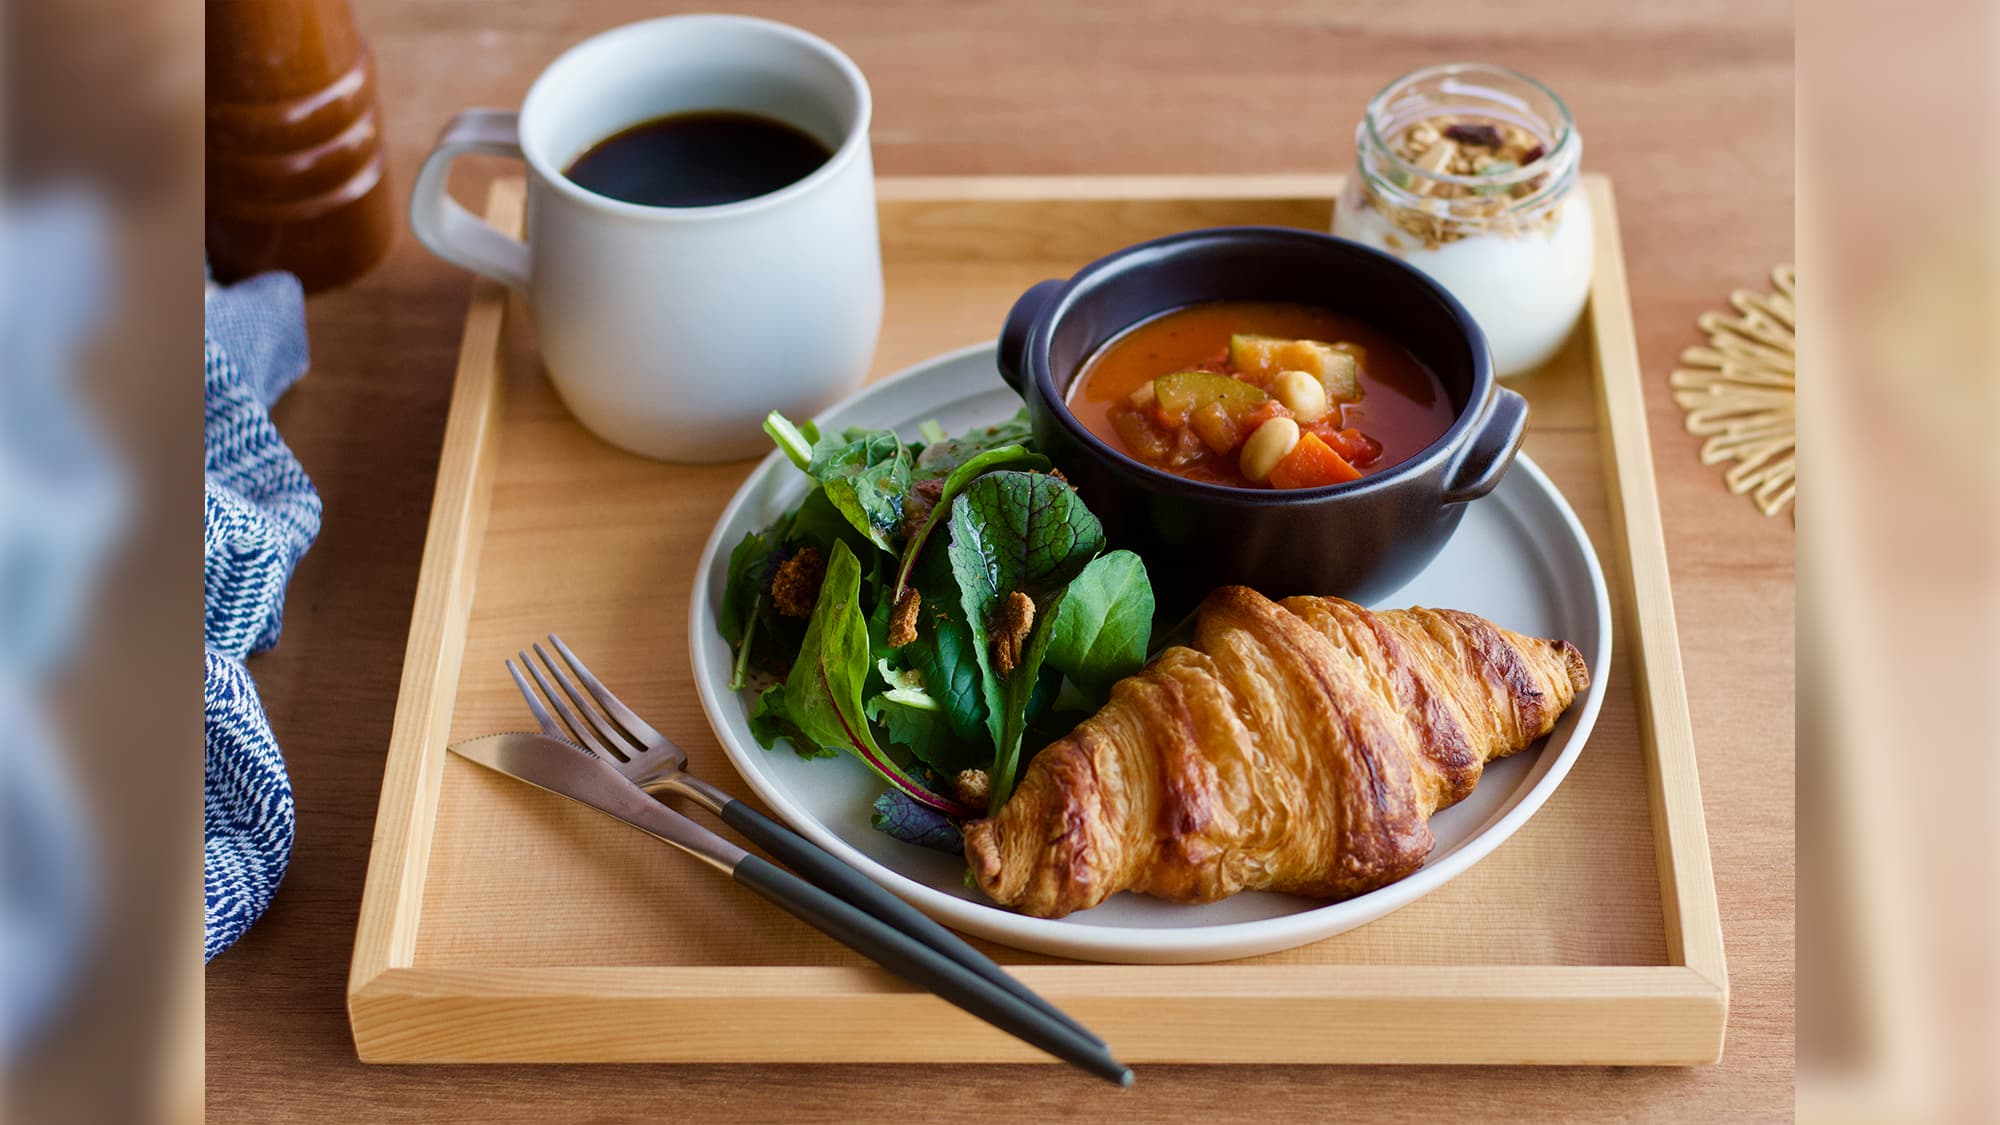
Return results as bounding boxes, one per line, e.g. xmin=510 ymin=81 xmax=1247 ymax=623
xmin=1043 ymin=549 xmax=1154 ymax=697
xmin=865 ymin=687 xmax=977 ymax=775
xmin=786 ymin=485 xmax=871 ymax=558
xmin=890 ymin=547 xmax=988 ymax=747
xmin=862 ymin=587 xmax=918 ymax=700
xmin=806 ymin=428 xmax=912 ymax=552
xmin=926 ymin=610 xmax=990 ymax=747
xmin=719 ymin=527 xmax=771 ymax=646
xmin=720 ymin=523 xmax=782 ymax=690
xmin=914 ymin=408 xmax=1034 ymax=478
xmin=747 ymin=686 xmax=829 ymax=761
xmin=870 ymin=791 xmax=964 ymax=855
xmin=746 ymin=541 xmax=976 ymax=817
xmin=907 ymin=619 xmax=987 ymax=750
xmin=765 ymin=412 xmax=913 ymax=553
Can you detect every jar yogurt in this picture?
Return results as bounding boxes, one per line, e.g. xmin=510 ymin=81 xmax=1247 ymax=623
xmin=1333 ymin=63 xmax=1592 ymax=378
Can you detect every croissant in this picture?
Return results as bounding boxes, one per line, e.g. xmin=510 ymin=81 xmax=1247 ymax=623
xmin=963 ymin=586 xmax=1589 ymax=918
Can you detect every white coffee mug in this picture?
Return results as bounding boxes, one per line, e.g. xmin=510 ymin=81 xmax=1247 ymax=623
xmin=410 ymin=15 xmax=882 ymax=462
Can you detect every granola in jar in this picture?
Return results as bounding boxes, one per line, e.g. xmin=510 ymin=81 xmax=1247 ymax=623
xmin=1333 ymin=64 xmax=1592 ymax=377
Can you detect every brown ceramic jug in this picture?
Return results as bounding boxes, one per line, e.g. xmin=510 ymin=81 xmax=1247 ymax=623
xmin=206 ymin=0 xmax=394 ymax=290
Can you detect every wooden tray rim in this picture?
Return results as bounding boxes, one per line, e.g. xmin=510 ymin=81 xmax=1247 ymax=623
xmin=347 ymin=173 xmax=1727 ymax=1065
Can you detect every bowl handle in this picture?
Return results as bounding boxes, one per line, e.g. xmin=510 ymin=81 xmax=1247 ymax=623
xmin=1442 ymin=387 xmax=1529 ymax=504
xmin=997 ymin=279 xmax=1063 ymax=393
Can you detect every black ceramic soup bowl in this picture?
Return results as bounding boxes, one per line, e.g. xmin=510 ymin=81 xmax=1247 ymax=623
xmin=997 ymin=225 xmax=1527 ymax=615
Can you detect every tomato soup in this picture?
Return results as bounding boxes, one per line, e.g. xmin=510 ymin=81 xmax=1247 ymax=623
xmin=1067 ymin=301 xmax=1457 ymax=489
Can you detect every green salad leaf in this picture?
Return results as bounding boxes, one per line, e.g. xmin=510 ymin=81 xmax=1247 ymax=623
xmin=985 ymin=598 xmax=1064 ymax=813
xmin=890 ymin=442 xmax=1046 ymax=604
xmin=718 ymin=526 xmax=774 ymax=647
xmin=727 ymin=414 xmax=1161 ymax=843
xmin=722 ymin=485 xmax=877 ymax=690
xmin=1043 ymin=549 xmax=1155 ymax=698
xmin=790 ymin=484 xmax=875 ymax=561
xmin=866 ymin=687 xmax=976 ymax=776
xmin=947 ymin=471 xmax=1107 ymax=619
xmin=946 ymin=471 xmax=1105 ymax=811
xmin=747 ymin=541 xmax=976 ymax=816
xmin=719 ymin=523 xmax=784 ymax=690
xmin=766 ymin=412 xmax=913 ymax=552
xmin=807 ymin=428 xmax=912 ymax=551
xmin=914 ymin=408 xmax=1034 ymax=478
xmin=890 ymin=551 xmax=990 ymax=747
xmin=746 ymin=687 xmax=827 ymax=761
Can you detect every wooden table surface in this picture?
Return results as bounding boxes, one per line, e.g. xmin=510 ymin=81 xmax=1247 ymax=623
xmin=205 ymin=1 xmax=1795 ymax=1120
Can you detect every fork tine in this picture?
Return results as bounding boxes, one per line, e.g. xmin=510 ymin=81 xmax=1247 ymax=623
xmin=519 ymin=649 xmax=625 ymax=762
xmin=532 ymin=641 xmax=647 ymax=759
xmin=546 ymin=634 xmax=667 ymax=747
xmin=506 ymin=659 xmax=565 ymax=739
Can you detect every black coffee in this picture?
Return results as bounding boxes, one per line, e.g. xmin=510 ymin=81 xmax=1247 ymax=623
xmin=563 ymin=111 xmax=833 ymax=207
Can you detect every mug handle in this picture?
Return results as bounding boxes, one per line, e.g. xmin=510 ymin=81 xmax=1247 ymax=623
xmin=1441 ymin=386 xmax=1528 ymax=504
xmin=409 ymin=109 xmax=531 ymax=293
xmin=997 ymin=279 xmax=1063 ymax=393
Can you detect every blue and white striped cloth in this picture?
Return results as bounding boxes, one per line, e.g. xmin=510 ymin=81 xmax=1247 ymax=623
xmin=204 ymin=272 xmax=320 ymax=961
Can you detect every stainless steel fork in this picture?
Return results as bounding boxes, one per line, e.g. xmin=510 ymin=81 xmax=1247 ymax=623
xmin=508 ymin=634 xmax=732 ymax=811
xmin=506 ymin=634 xmax=1107 ymax=1052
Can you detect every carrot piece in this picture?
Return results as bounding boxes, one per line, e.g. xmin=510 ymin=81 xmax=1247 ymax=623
xmin=1268 ymin=431 xmax=1361 ymax=489
xmin=1302 ymin=421 xmax=1383 ymax=468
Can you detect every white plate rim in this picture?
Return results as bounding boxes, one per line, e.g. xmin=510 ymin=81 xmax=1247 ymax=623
xmin=689 ymin=340 xmax=1612 ymax=963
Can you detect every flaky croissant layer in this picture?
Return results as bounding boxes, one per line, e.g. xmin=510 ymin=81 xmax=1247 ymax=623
xmin=963 ymin=586 xmax=1589 ymax=918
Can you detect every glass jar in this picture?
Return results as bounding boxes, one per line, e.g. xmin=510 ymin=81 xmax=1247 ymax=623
xmin=1333 ymin=63 xmax=1591 ymax=378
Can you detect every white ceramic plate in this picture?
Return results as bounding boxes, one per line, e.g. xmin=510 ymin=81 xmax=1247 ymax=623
xmin=691 ymin=342 xmax=1611 ymax=963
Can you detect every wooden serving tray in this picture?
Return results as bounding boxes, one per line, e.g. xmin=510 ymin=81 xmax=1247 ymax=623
xmin=349 ymin=174 xmax=1726 ymax=1066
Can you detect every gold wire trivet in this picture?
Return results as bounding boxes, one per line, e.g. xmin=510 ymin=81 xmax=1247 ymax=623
xmin=1670 ymin=265 xmax=1796 ymax=517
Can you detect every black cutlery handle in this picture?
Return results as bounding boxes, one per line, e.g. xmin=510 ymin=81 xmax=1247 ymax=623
xmin=732 ymin=855 xmax=1131 ymax=1087
xmin=719 ymin=798 xmax=1108 ymax=1049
